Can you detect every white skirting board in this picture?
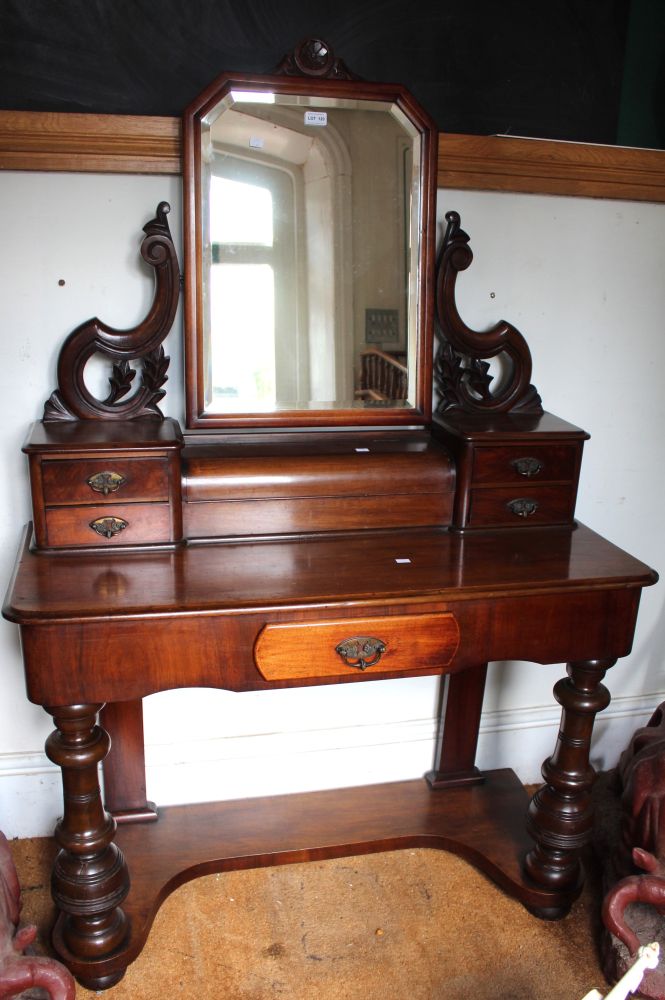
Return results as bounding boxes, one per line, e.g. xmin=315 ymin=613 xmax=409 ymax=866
xmin=0 ymin=691 xmax=659 ymax=840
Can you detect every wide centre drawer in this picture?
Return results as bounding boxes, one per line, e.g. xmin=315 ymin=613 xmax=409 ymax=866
xmin=254 ymin=611 xmax=460 ymax=681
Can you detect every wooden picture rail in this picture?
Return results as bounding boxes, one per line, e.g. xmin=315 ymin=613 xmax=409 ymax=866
xmin=0 ymin=110 xmax=663 ymax=202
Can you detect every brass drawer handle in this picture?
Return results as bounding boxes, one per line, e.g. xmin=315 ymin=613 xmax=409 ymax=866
xmin=87 ymin=471 xmax=126 ymax=495
xmin=89 ymin=516 xmax=128 ymax=539
xmin=511 ymin=456 xmax=543 ymax=478
xmin=335 ymin=636 xmax=386 ymax=670
xmin=507 ymin=498 xmax=539 ymax=519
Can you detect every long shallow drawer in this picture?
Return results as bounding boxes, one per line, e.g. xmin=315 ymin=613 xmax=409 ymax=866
xmin=184 ymin=441 xmax=455 ymax=502
xmin=41 ymin=457 xmax=170 ymax=505
xmin=467 ymin=485 xmax=576 ymax=528
xmin=254 ymin=612 xmax=460 ymax=681
xmin=185 ymin=492 xmax=452 ymax=539
xmin=472 ymin=444 xmax=579 ymax=485
xmin=44 ymin=503 xmax=175 ymax=548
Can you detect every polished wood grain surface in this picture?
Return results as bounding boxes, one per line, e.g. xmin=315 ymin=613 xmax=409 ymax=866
xmin=254 ymin=611 xmax=460 ymax=681
xmin=471 ymin=443 xmax=578 ymax=484
xmin=43 ymin=501 xmax=175 ymax=548
xmin=183 ymin=440 xmax=454 ymax=501
xmin=466 ymin=484 xmax=576 ymax=528
xmin=434 ymin=411 xmax=588 ymax=440
xmin=5 ymin=524 xmax=655 ymax=624
xmin=184 ymin=493 xmax=453 ymax=540
xmin=41 ymin=457 xmax=169 ymax=505
xmin=23 ymin=417 xmax=183 ymax=452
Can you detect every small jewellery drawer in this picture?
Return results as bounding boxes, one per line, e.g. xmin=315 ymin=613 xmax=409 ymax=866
xmin=41 ymin=458 xmax=170 ymax=505
xmin=254 ymin=611 xmax=460 ymax=682
xmin=467 ymin=486 xmax=576 ymax=528
xmin=472 ymin=445 xmax=578 ymax=485
xmin=44 ymin=503 xmax=175 ymax=548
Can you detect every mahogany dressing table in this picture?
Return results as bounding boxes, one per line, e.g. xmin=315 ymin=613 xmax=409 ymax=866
xmin=2 ymin=40 xmax=657 ymax=990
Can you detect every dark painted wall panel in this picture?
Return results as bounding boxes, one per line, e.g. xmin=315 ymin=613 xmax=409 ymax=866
xmin=0 ymin=0 xmax=636 ymax=145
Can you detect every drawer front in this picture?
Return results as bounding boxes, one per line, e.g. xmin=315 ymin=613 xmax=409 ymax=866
xmin=467 ymin=486 xmax=576 ymax=528
xmin=41 ymin=457 xmax=169 ymax=505
xmin=45 ymin=503 xmax=174 ymax=548
xmin=254 ymin=612 xmax=460 ymax=682
xmin=184 ymin=492 xmax=452 ymax=539
xmin=472 ymin=444 xmax=579 ymax=485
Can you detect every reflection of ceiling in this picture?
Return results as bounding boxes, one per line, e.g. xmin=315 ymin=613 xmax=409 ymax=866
xmin=211 ymin=109 xmax=314 ymax=166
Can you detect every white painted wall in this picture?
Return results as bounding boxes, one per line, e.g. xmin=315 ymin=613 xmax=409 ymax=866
xmin=0 ymin=172 xmax=663 ymax=837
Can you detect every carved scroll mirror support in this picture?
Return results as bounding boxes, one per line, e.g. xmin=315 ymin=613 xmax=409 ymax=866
xmin=434 ymin=210 xmax=543 ymax=415
xmin=43 ymin=202 xmax=180 ymax=422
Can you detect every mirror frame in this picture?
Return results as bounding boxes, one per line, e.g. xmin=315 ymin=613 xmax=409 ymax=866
xmin=183 ymin=41 xmax=438 ymax=430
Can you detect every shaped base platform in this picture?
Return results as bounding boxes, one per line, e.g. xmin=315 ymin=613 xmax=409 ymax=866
xmin=53 ymin=769 xmax=580 ymax=987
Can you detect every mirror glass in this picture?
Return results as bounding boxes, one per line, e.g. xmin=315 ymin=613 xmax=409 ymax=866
xmin=199 ymin=92 xmax=421 ymax=415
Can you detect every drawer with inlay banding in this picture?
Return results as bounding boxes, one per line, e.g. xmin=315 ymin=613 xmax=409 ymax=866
xmin=254 ymin=611 xmax=461 ymax=681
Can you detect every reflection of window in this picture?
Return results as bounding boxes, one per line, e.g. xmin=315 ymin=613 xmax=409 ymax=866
xmin=210 ymin=177 xmax=276 ymax=403
xmin=209 ymin=157 xmax=298 ymax=408
xmin=211 ymin=178 xmax=273 ymax=246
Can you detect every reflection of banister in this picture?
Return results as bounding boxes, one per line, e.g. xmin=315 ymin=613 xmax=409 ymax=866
xmin=358 ymin=349 xmax=408 ymax=401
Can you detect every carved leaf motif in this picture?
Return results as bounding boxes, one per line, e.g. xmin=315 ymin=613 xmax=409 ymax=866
xmin=105 ymin=360 xmax=136 ymax=404
xmin=43 ymin=391 xmax=77 ymax=422
xmin=466 ymin=359 xmax=493 ymax=400
xmin=142 ymin=347 xmax=169 ymax=396
xmin=435 ymin=343 xmax=496 ymax=413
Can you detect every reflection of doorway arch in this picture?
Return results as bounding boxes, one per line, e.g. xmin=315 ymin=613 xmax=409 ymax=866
xmin=295 ymin=116 xmax=353 ymax=402
xmin=209 ymin=106 xmax=353 ymax=405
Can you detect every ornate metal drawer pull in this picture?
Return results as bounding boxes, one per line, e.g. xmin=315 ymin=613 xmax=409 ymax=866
xmin=507 ymin=498 xmax=539 ymax=519
xmin=335 ymin=636 xmax=386 ymax=670
xmin=87 ymin=471 xmax=126 ymax=495
xmin=511 ymin=457 xmax=543 ymax=478
xmin=89 ymin=516 xmax=128 ymax=539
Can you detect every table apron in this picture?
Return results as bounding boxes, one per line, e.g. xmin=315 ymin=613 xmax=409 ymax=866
xmin=19 ymin=587 xmax=642 ymax=705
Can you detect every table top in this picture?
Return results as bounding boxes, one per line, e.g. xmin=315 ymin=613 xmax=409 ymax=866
xmin=4 ymin=523 xmax=657 ymax=627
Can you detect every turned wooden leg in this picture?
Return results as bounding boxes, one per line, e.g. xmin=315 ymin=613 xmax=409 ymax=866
xmin=101 ymin=699 xmax=157 ymax=824
xmin=524 ymin=658 xmax=614 ymax=917
xmin=426 ymin=664 xmax=488 ymax=788
xmin=45 ymin=704 xmax=130 ymax=990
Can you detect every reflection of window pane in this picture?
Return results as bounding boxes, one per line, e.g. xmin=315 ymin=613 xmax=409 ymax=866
xmin=211 ymin=177 xmax=273 ymax=246
xmin=210 ymin=264 xmax=275 ymax=405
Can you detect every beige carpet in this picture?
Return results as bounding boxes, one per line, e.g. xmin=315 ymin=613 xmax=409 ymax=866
xmin=10 ymin=837 xmax=608 ymax=999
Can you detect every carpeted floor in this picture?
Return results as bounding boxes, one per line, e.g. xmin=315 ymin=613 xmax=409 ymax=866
xmin=10 ymin=836 xmax=609 ymax=999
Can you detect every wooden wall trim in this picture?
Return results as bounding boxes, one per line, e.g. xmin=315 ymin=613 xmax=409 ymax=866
xmin=438 ymin=133 xmax=665 ymax=203
xmin=1 ymin=111 xmax=663 ymax=203
xmin=0 ymin=111 xmax=181 ymax=174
